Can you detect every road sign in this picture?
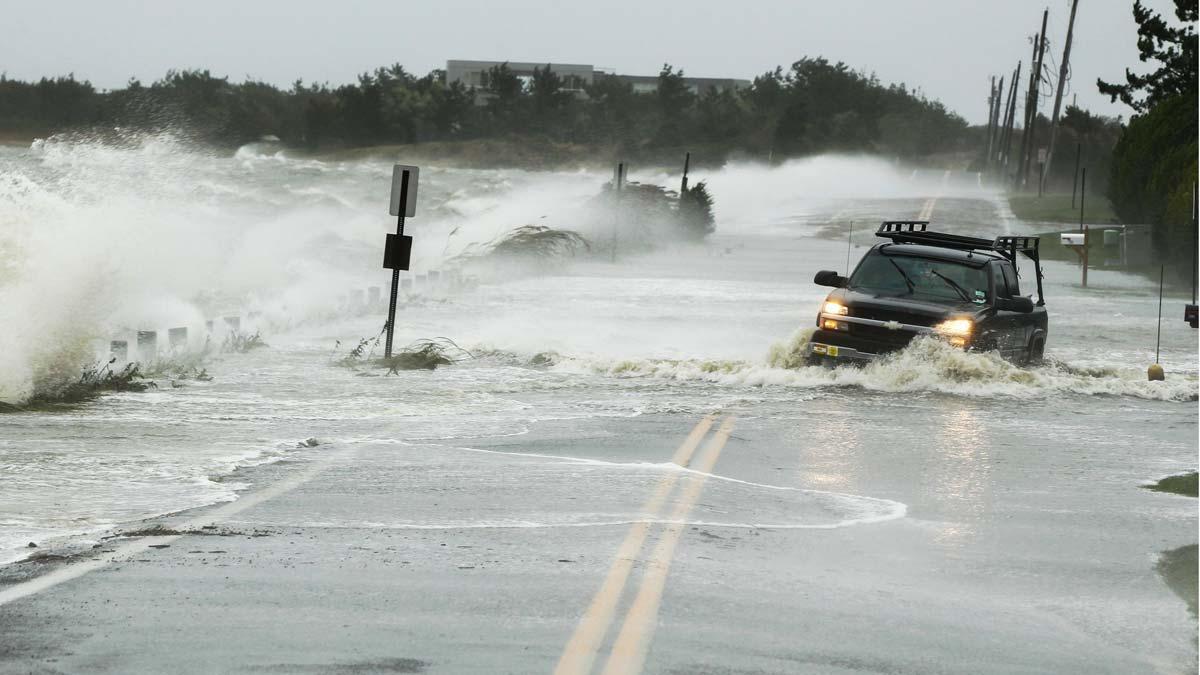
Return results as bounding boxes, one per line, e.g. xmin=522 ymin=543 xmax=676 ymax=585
xmin=1037 ymin=148 xmax=1047 ymax=164
xmin=383 ymin=233 xmax=412 ymax=270
xmin=389 ymin=165 xmax=419 ymax=217
xmin=384 ymin=165 xmax=418 ymax=359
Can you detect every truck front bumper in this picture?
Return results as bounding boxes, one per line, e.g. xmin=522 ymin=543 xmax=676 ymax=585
xmin=807 ymin=340 xmax=879 ymax=364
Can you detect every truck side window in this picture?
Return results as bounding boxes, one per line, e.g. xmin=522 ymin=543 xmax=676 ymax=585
xmin=1001 ymin=263 xmax=1020 ymax=296
xmin=991 ymin=265 xmax=1010 ymax=298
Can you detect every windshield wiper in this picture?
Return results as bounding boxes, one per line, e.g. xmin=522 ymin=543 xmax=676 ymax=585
xmin=886 ymin=258 xmax=916 ymax=294
xmin=929 ymin=270 xmax=972 ymax=302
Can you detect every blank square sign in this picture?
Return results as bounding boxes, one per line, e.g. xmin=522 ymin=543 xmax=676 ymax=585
xmin=389 ymin=165 xmax=419 ymax=217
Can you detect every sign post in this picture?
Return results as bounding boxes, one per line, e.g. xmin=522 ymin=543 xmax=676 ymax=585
xmin=384 ymin=165 xmax=419 ymax=358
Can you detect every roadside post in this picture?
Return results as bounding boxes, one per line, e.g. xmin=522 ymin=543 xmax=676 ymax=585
xmin=1036 ymin=148 xmax=1046 ymax=198
xmin=1187 ymin=182 xmax=1198 ymax=328
xmin=1149 ymin=265 xmax=1166 ymax=381
xmin=1062 ymin=169 xmax=1089 ymax=287
xmin=1071 ymin=143 xmax=1081 ymax=208
xmin=136 ymin=331 xmax=157 ymax=364
xmin=384 ymin=165 xmax=419 ymax=358
xmin=611 ymin=162 xmax=625 ymax=263
xmin=1080 ymin=168 xmax=1087 ymax=288
xmin=110 ymin=340 xmax=128 ymax=362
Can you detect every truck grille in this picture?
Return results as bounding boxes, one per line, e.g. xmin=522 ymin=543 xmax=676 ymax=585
xmin=847 ymin=322 xmax=919 ymax=345
xmin=848 ymin=307 xmax=938 ymax=327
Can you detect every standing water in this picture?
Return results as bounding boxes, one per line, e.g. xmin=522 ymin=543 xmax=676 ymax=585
xmin=0 ymin=135 xmax=1195 ymax=568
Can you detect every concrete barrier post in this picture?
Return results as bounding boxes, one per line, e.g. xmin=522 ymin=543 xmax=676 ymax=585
xmin=136 ymin=331 xmax=157 ymax=363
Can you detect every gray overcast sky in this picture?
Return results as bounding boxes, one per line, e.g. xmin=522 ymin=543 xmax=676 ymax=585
xmin=1 ymin=0 xmax=1179 ymax=124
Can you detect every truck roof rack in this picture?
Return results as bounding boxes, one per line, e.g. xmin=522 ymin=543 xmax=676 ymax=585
xmin=875 ymin=221 xmax=1045 ymax=306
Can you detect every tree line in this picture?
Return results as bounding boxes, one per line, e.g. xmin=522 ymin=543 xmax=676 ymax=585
xmin=0 ymin=58 xmax=970 ymax=161
xmin=1098 ymin=0 xmax=1197 ymax=278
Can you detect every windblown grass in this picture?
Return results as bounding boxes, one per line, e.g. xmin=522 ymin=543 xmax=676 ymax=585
xmin=141 ymin=348 xmax=214 ymax=381
xmin=334 ymin=334 xmax=473 ymax=373
xmin=2 ymin=360 xmax=152 ymax=411
xmin=222 ymin=330 xmax=268 ymax=353
xmin=381 ymin=338 xmax=473 ymax=372
xmin=446 ymin=225 xmax=591 ymax=268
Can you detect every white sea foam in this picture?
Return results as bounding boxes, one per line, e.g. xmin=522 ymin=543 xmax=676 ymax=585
xmin=550 ymin=330 xmax=1199 ymax=402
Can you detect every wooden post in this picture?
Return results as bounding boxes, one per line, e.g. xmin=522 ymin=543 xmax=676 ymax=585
xmin=1081 ymin=167 xmax=1088 ymax=288
xmin=1041 ymin=0 xmax=1080 ymax=194
xmin=611 ymin=162 xmax=624 ymax=263
xmin=1071 ymin=143 xmax=1081 ymax=208
xmin=1192 ymin=181 xmax=1198 ymax=304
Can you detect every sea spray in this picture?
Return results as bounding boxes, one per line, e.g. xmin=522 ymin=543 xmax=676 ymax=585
xmin=552 ymin=333 xmax=1198 ymax=402
xmin=766 ymin=328 xmax=817 ymax=369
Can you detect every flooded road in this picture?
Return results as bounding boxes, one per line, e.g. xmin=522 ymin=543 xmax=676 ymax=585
xmin=0 ymin=138 xmax=1196 ymax=673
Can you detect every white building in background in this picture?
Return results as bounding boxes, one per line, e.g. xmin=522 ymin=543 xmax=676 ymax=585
xmin=446 ymin=59 xmax=750 ymax=104
xmin=446 ymin=60 xmax=595 ymax=95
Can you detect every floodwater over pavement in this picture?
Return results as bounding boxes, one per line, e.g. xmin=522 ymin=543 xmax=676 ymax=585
xmin=0 ymin=136 xmax=1196 ymax=673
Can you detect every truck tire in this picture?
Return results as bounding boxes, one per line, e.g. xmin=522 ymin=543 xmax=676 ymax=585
xmin=1027 ymin=335 xmax=1046 ymax=366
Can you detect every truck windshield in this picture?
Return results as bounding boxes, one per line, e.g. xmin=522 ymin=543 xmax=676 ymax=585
xmin=850 ymin=253 xmax=989 ymax=304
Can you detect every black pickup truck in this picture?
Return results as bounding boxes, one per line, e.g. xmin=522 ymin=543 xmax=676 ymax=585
xmin=807 ymin=221 xmax=1048 ymax=365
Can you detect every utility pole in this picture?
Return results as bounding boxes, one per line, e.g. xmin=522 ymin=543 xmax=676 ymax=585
xmin=1071 ymin=143 xmax=1081 ymax=208
xmin=1041 ymin=0 xmax=1080 ymax=194
xmin=1018 ymin=12 xmax=1048 ymax=190
xmin=1016 ymin=35 xmax=1039 ymax=188
xmin=680 ymin=152 xmax=690 ymax=195
xmin=985 ymin=76 xmax=998 ymax=169
xmin=991 ymin=75 xmax=1004 ymax=168
xmin=1001 ymin=62 xmax=1021 ymax=172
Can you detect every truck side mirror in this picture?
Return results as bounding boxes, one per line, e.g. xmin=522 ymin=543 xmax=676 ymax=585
xmin=814 ymin=270 xmax=848 ymax=288
xmin=995 ymin=296 xmax=1034 ymax=313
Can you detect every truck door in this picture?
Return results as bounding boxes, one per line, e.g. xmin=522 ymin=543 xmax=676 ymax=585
xmin=992 ymin=261 xmax=1026 ymax=358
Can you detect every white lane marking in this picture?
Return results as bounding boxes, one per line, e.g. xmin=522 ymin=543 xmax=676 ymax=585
xmin=0 ymin=455 xmax=334 ymax=607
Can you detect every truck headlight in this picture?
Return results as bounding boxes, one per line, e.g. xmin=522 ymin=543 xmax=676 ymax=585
xmin=823 ymin=301 xmax=848 ymax=316
xmin=933 ymin=318 xmax=973 ymax=337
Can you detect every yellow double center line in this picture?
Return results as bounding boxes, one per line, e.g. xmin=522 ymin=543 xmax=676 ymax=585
xmin=554 ymin=414 xmax=736 ymax=675
xmin=918 ymin=197 xmax=937 ymax=221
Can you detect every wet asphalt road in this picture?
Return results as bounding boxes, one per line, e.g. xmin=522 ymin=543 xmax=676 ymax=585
xmin=1 ymin=398 xmax=1195 ymax=674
